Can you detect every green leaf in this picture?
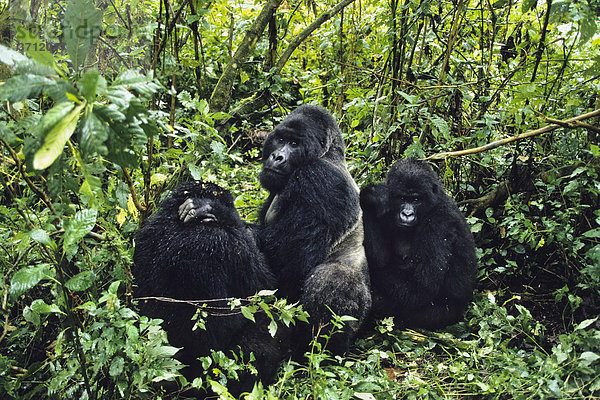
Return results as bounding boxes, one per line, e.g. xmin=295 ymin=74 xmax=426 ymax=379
xmin=0 ymin=74 xmax=56 ymax=102
xmin=210 ymin=141 xmax=226 ymax=159
xmin=268 ymin=320 xmax=278 ymax=337
xmin=23 ymin=305 xmax=40 ymax=326
xmin=30 ymin=299 xmax=64 ymax=315
xmin=33 ymin=102 xmax=85 ymax=170
xmin=80 ymin=109 xmax=109 ymax=156
xmin=30 ymin=228 xmax=51 ymax=246
xmin=492 ymin=0 xmax=509 ymax=8
xmin=63 ymin=209 xmax=98 ymax=259
xmin=471 ymin=222 xmax=483 ymax=233
xmin=76 ymin=301 xmax=97 ymax=312
xmin=430 ymin=116 xmax=450 ymax=138
xmin=579 ymin=351 xmax=600 ymax=367
xmin=109 ymin=356 xmax=125 ymax=377
xmin=63 ymin=0 xmax=103 ymax=71
xmin=65 ymin=270 xmax=96 ymax=291
xmin=211 ymin=111 xmax=231 ymax=120
xmin=188 ymin=164 xmax=203 ymax=180
xmin=584 ymin=55 xmax=600 ymax=77
xmin=109 ymin=70 xmax=161 ymax=99
xmin=150 ymin=173 xmax=168 ymax=186
xmin=398 ymin=91 xmax=417 ymax=104
xmin=583 ymin=228 xmax=600 ymax=238
xmin=0 ymin=44 xmax=28 ymax=67
xmin=403 ymin=142 xmax=425 ymax=159
xmin=14 ymin=25 xmax=60 ymax=72
xmin=108 ymin=281 xmax=120 ymax=294
xmin=147 ymin=345 xmax=181 ymax=358
xmin=10 ymin=264 xmax=54 ymax=299
xmin=579 ymin=14 xmax=598 ymax=46
xmin=241 ymin=306 xmax=256 ymax=322
xmin=257 ymin=289 xmax=276 ymax=297
xmin=209 ymin=380 xmax=234 ymax=399
xmin=522 ymin=0 xmax=537 ymax=13
xmin=354 ymin=393 xmax=377 ymax=400
xmin=550 ymin=1 xmax=572 ymax=19
xmin=575 ymin=317 xmax=598 ymax=331
xmin=78 ymin=69 xmax=106 ymax=102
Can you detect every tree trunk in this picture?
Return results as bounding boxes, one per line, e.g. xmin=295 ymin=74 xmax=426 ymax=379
xmin=209 ymin=0 xmax=284 ymax=112
xmin=228 ymin=0 xmax=357 ymax=119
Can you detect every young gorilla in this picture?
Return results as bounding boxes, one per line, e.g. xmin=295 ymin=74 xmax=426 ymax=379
xmin=360 ymin=158 xmax=477 ymax=329
xmin=133 ymin=181 xmax=283 ymax=394
xmin=258 ymin=104 xmax=371 ymax=354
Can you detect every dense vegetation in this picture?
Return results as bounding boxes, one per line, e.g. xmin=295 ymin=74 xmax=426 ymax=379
xmin=0 ymin=0 xmax=599 ymax=398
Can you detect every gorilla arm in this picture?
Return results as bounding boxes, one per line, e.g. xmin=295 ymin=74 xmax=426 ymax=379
xmin=359 ymin=183 xmax=393 ymax=272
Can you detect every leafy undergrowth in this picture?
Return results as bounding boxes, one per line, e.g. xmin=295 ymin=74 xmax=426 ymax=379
xmin=245 ymin=290 xmax=600 ymax=400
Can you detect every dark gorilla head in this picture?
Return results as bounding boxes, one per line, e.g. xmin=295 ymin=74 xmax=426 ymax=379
xmin=260 ymin=105 xmax=346 ymax=192
xmin=168 ymin=181 xmax=242 ymax=230
xmin=386 ymin=158 xmax=442 ymax=230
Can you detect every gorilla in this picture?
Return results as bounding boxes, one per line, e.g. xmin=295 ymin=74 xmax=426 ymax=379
xmin=133 ymin=181 xmax=284 ymax=394
xmin=360 ymin=158 xmax=477 ymax=329
xmin=257 ymin=104 xmax=371 ymax=353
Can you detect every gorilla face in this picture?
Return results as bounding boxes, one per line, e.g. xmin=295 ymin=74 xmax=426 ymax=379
xmin=386 ymin=159 xmax=440 ymax=231
xmin=389 ymin=190 xmax=422 ymax=228
xmin=259 ymin=107 xmax=337 ymax=192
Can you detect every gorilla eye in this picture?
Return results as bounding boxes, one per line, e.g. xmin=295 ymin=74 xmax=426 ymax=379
xmin=290 ymin=140 xmax=299 ymax=147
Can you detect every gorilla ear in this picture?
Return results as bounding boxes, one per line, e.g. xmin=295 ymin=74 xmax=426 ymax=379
xmin=318 ymin=132 xmax=332 ymax=158
xmin=429 ymin=181 xmax=443 ymax=202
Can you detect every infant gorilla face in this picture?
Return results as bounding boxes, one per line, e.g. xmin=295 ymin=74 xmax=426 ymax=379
xmin=389 ymin=191 xmax=421 ymax=228
xmin=386 ymin=161 xmax=439 ymax=231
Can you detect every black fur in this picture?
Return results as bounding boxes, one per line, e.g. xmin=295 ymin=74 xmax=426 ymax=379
xmin=360 ymin=158 xmax=477 ymax=329
xmin=133 ymin=181 xmax=283 ymax=393
xmin=258 ymin=105 xmax=371 ymax=353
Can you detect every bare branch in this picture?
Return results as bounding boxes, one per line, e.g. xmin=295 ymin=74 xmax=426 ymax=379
xmin=426 ymin=109 xmax=600 ymax=160
xmin=122 ymin=168 xmax=147 ymax=212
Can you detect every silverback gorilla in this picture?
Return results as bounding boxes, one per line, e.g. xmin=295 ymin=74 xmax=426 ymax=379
xmin=360 ymin=158 xmax=477 ymax=329
xmin=258 ymin=105 xmax=371 ymax=353
xmin=133 ymin=181 xmax=283 ymax=394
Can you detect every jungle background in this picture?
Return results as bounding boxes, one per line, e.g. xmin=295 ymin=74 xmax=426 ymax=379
xmin=0 ymin=0 xmax=599 ymax=398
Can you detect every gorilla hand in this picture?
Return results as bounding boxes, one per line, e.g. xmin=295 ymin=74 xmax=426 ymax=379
xmin=178 ymin=198 xmax=217 ymax=224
